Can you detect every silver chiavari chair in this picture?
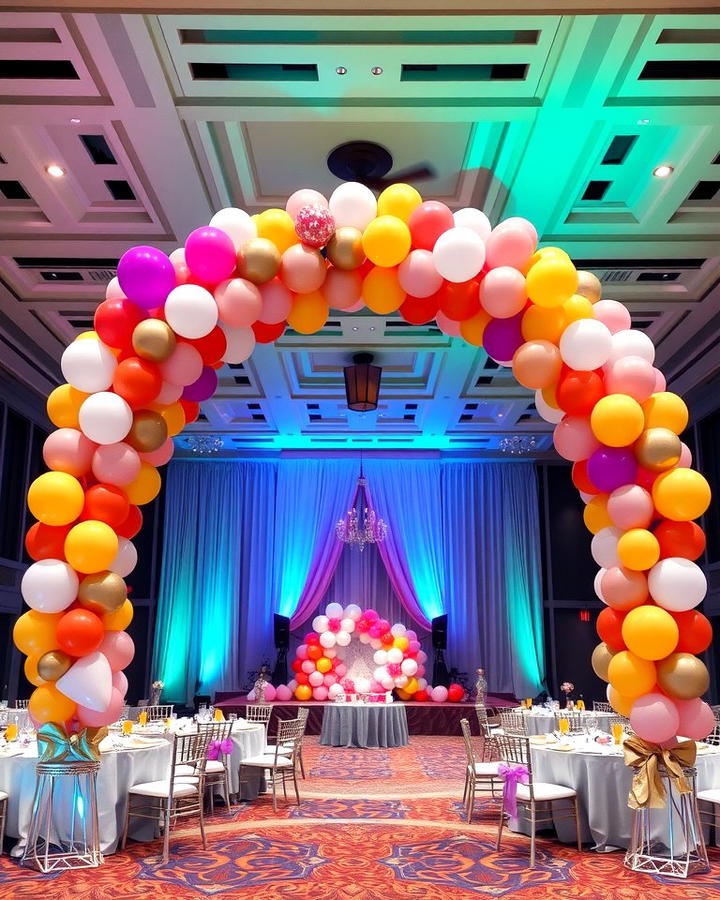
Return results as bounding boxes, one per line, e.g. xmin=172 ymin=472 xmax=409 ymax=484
xmin=197 ymin=720 xmax=234 ymax=813
xmin=554 ymin=710 xmax=597 ymax=735
xmin=460 ymin=718 xmax=501 ymax=822
xmin=499 ymin=710 xmax=528 ymax=736
xmin=240 ymin=717 xmax=304 ymax=812
xmin=14 ymin=699 xmax=29 ymax=710
xmin=143 ymin=704 xmax=174 ymax=722
xmin=475 ymin=704 xmax=503 ymax=760
xmin=593 ymin=701 xmax=612 ymax=713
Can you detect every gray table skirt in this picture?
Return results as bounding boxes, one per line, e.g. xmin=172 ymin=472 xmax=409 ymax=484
xmin=320 ymin=703 xmax=409 ymax=748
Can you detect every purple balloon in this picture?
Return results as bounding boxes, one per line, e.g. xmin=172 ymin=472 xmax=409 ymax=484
xmin=117 ymin=245 xmax=175 ymax=310
xmin=587 ymin=446 xmax=637 ymax=494
xmin=483 ymin=311 xmax=524 ymax=364
xmin=182 ymin=366 xmax=218 ymax=402
xmin=185 ymin=226 xmax=236 ymax=284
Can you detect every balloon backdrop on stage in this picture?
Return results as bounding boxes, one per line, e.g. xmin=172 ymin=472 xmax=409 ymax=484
xmin=13 ymin=180 xmax=714 ymax=744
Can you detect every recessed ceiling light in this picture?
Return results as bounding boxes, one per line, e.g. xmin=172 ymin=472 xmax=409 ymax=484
xmin=371 ymin=66 xmax=383 ymax=76
xmin=70 ymin=117 xmax=81 ymax=124
xmin=352 ymin=326 xmax=359 ymax=331
xmin=335 ymin=66 xmax=347 ymax=75
xmin=637 ymin=118 xmax=650 ymax=125
xmin=653 ymin=164 xmax=674 ymax=178
xmin=45 ymin=164 xmax=66 ymax=178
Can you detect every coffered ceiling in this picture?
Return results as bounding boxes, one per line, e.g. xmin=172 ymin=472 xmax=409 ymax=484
xmin=1 ymin=3 xmax=719 ymax=454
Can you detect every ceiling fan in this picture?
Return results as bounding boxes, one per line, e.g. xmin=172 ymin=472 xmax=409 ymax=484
xmin=327 ymin=140 xmax=436 ymax=191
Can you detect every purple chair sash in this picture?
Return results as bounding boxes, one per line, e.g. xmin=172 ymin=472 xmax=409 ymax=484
xmin=207 ymin=737 xmax=233 ymax=760
xmin=497 ymin=762 xmax=529 ymax=817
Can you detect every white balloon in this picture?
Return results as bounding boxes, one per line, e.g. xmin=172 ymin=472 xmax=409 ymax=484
xmin=387 ymin=647 xmax=403 ymax=664
xmin=358 ymin=632 xmax=371 ymax=644
xmin=56 ymin=651 xmax=112 ymax=712
xmin=648 ymin=557 xmax=707 ymax=612
xmin=535 ymin=389 xmax=564 ymax=424
xmin=370 ymin=637 xmax=382 ymax=650
xmin=329 ymin=182 xmax=377 ymax=231
xmin=355 ymin=677 xmax=371 ymax=693
xmin=325 ymin=602 xmax=344 ymax=618
xmin=109 ymin=537 xmax=137 ymax=578
xmin=221 ymin=324 xmax=256 ymax=364
xmin=313 ymin=615 xmax=329 ymax=633
xmin=594 ymin=568 xmax=607 ymax=602
xmin=432 ymin=227 xmax=486 ymax=283
xmin=308 ymin=670 xmax=323 ymax=687
xmin=328 ymin=683 xmax=344 ymax=699
xmin=336 ymin=630 xmax=351 ymax=647
xmin=209 ymin=207 xmax=257 ymax=252
xmin=559 ymin=319 xmax=613 ymax=371
xmin=373 ymin=666 xmax=388 ymax=683
xmin=373 ymin=650 xmax=388 ymax=666
xmin=344 ymin=603 xmax=362 ymax=621
xmin=165 ymin=284 xmax=218 ymax=339
xmin=417 ymin=677 xmax=428 ymax=691
xmin=61 ymin=339 xmax=117 ymax=393
xmin=591 ymin=527 xmax=621 ymax=569
xmin=79 ymin=392 xmax=133 ymax=445
xmin=340 ymin=617 xmax=355 ymax=633
xmin=287 ymin=679 xmax=297 ymax=692
xmin=453 ymin=207 xmax=492 ymax=242
xmin=395 ymin=675 xmax=409 ymax=688
xmin=401 ymin=658 xmax=418 ymax=676
xmin=390 ymin=623 xmax=406 ymax=638
xmin=606 ymin=329 xmax=655 ymax=367
xmin=319 ymin=631 xmax=336 ymax=648
xmin=21 ymin=559 xmax=78 ymax=613
xmin=579 ymin=491 xmax=595 ymax=504
xmin=105 ymin=276 xmax=125 ymax=301
xmin=381 ymin=676 xmax=395 ymax=690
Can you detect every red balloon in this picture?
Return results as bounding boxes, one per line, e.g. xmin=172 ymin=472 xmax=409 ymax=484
xmin=381 ymin=632 xmax=395 ymax=648
xmin=414 ymin=689 xmax=430 ymax=702
xmin=117 ymin=504 xmax=143 ymax=540
xmin=400 ymin=295 xmax=440 ymax=325
xmin=305 ymin=632 xmax=319 ymax=645
xmin=307 ymin=645 xmax=323 ymax=661
xmin=556 ymin=370 xmax=605 ymax=416
xmin=436 ymin=280 xmax=480 ymax=321
xmin=291 ymin=659 xmax=302 ymax=673
xmin=596 ymin=607 xmax=626 ymax=651
xmin=672 ymin=609 xmax=713 ymax=654
xmin=447 ymin=683 xmax=464 ymax=702
xmin=296 ymin=671 xmax=309 ymax=686
xmin=654 ymin=520 xmax=706 ymax=561
xmin=94 ymin=297 xmax=144 ymax=350
xmin=25 ymin=522 xmax=72 ymax=561
xmin=180 ymin=398 xmax=200 ymax=424
xmin=636 ymin=467 xmax=659 ymax=492
xmin=253 ymin=320 xmax=286 ymax=344
xmin=56 ymin=608 xmax=104 ymax=656
xmin=181 ymin=327 xmax=227 ymax=366
xmin=81 ymin=484 xmax=130 ymax=529
xmin=571 ymin=461 xmax=597 ymax=495
xmin=408 ymin=201 xmax=455 ymax=251
xmin=112 ymin=357 xmax=162 ymax=408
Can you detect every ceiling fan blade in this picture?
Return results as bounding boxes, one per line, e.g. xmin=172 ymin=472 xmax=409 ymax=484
xmin=364 ymin=163 xmax=436 ymax=190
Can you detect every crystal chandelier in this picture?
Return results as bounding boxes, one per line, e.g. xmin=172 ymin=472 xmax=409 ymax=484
xmin=336 ymin=462 xmax=388 ymax=552
xmin=184 ymin=435 xmax=223 ymax=455
xmin=499 ymin=435 xmax=537 ymax=456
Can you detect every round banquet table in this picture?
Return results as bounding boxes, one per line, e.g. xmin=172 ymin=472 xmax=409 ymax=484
xmin=518 ymin=742 xmax=720 ymax=851
xmin=320 ymin=702 xmax=409 ymax=748
xmin=522 ymin=710 xmax=615 ymax=736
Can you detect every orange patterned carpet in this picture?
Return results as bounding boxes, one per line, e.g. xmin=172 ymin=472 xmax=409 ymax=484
xmin=1 ymin=736 xmax=719 ymax=899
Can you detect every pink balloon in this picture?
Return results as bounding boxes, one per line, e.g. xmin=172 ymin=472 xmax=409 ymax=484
xmin=323 ymin=673 xmax=337 ymax=687
xmin=168 ymin=248 xmax=191 ymax=286
xmin=263 ymin=683 xmax=276 ymax=702
xmin=105 ymin=277 xmax=126 ymax=301
xmin=92 ymin=442 xmax=141 ymax=486
xmin=485 ymin=225 xmax=535 ymax=270
xmin=479 ymin=267 xmax=527 ymax=318
xmin=494 ymin=216 xmax=538 ymax=247
xmin=185 ymin=226 xmax=236 ymax=284
xmin=301 ymin=660 xmax=315 ymax=674
xmin=397 ymin=250 xmax=443 ymax=298
xmin=275 ymin=684 xmax=292 ymax=701
xmin=334 ymin=663 xmax=347 ymax=678
xmin=77 ymin=687 xmax=125 ymax=727
xmin=365 ymin=609 xmax=379 ymax=622
xmin=214 ymin=278 xmax=262 ymax=328
xmin=593 ymin=299 xmax=631 ymax=335
xmin=280 ymin=244 xmax=326 ymax=293
xmin=99 ymin=631 xmax=135 ymax=672
xmin=312 ymin=685 xmax=329 ymax=701
xmin=406 ymin=630 xmax=417 ymax=642
xmin=324 ymin=268 xmax=362 ymax=309
xmin=435 ymin=311 xmax=462 ymax=336
xmin=286 ymin=189 xmax=329 ymax=220
xmin=259 ymin=278 xmax=292 ymax=324
xmin=296 ymin=644 xmax=309 ymax=660
xmin=431 ymin=685 xmax=449 ymax=703
xmin=676 ymin=698 xmax=715 ymax=740
xmin=604 ymin=355 xmax=656 ymax=402
xmin=139 ymin=437 xmax=174 ymax=467
xmin=653 ymin=368 xmax=667 ymax=392
xmin=600 ymin=566 xmax=648 ymax=611
xmin=308 ymin=671 xmax=324 ymax=687
xmin=630 ymin=693 xmax=680 ymax=744
xmin=155 ymin=380 xmax=183 ymax=405
xmin=408 ymin=640 xmax=421 ymax=653
xmin=607 ymin=484 xmax=654 ymax=529
xmin=677 ymin=442 xmax=692 ymax=468
xmin=112 ymin=670 xmax=128 ymax=697
xmin=344 ymin=299 xmax=365 ymax=313
xmin=43 ymin=428 xmax=96 ymax=477
xmin=580 ymin=491 xmax=595 ymax=504
xmin=160 ymin=341 xmax=203 ymax=387
xmin=553 ymin=415 xmax=600 ymax=462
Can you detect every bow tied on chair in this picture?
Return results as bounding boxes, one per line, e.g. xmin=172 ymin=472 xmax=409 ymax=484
xmin=36 ymin=723 xmax=108 ymax=765
xmin=623 ymin=735 xmax=697 ymax=810
xmin=207 ymin=738 xmax=233 ymax=761
xmin=497 ymin=762 xmax=529 ymax=817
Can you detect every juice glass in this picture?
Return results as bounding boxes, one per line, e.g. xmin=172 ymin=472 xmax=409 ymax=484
xmin=214 ymin=707 xmax=224 ymax=722
xmin=612 ymin=722 xmax=624 ymax=745
xmin=122 ymin=720 xmax=133 ymax=736
xmin=138 ymin=710 xmax=148 ymax=727
xmin=5 ymin=723 xmax=17 ymax=742
xmin=559 ymin=718 xmax=569 ymax=736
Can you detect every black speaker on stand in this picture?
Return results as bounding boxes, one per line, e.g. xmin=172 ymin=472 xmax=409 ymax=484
xmin=272 ymin=614 xmax=290 ymax=686
xmin=431 ymin=614 xmax=449 ymax=686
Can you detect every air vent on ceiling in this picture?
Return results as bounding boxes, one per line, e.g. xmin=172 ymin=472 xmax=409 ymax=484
xmin=449 ymin=437 xmax=490 ymax=443
xmin=0 ymin=27 xmax=60 ymax=43
xmin=459 ymin=413 xmax=474 ymax=422
xmin=309 ymin=414 xmax=322 ymax=421
xmin=601 ymin=135 xmax=637 ymax=165
xmin=0 ymin=59 xmax=79 ymax=79
xmin=190 ymin=62 xmax=318 ymax=81
xmin=582 ymin=180 xmax=611 ymax=201
xmin=14 ymin=256 xmax=120 ymax=268
xmin=41 ymin=271 xmax=83 ymax=282
xmin=233 ymin=375 xmax=250 ymax=386
xmin=378 ymin=437 xmax=414 ymax=443
xmin=105 ymin=180 xmax=135 ymax=201
xmin=687 ymin=180 xmax=720 ymax=201
xmin=0 ymin=180 xmax=31 ymax=200
xmin=713 ymin=152 xmax=720 ymax=165
xmin=639 ymin=60 xmax=720 ymax=80
xmin=573 ymin=257 xmax=706 ymax=269
xmin=656 ymin=29 xmax=720 ymax=44
xmin=179 ymin=28 xmax=540 ymax=46
xmin=636 ymin=272 xmax=680 ymax=282
xmin=401 ymin=63 xmax=527 ymax=81
xmin=81 ymin=134 xmax=117 ymax=165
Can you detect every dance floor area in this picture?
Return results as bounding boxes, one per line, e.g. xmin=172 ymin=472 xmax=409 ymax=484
xmin=2 ymin=736 xmax=719 ymax=900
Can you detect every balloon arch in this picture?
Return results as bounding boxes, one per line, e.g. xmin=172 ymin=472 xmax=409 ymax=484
xmin=14 ymin=181 xmax=715 ymax=745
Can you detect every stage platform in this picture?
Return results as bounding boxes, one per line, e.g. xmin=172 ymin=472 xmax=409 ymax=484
xmin=214 ymin=695 xmax=517 ymax=738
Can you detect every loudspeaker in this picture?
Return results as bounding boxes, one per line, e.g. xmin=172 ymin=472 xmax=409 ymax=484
xmin=274 ymin=614 xmax=290 ymax=650
xmin=431 ymin=614 xmax=448 ymax=650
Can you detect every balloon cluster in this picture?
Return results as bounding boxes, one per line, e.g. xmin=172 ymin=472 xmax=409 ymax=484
xmin=288 ymin=603 xmax=428 ymax=701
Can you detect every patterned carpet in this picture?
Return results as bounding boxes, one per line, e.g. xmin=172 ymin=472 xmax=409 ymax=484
xmin=1 ymin=736 xmax=719 ymax=899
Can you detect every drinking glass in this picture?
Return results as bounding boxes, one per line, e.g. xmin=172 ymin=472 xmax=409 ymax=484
xmin=5 ymin=722 xmax=18 ymax=742
xmin=525 ymin=698 xmax=532 ymax=709
xmin=559 ymin=718 xmax=569 ymax=736
xmin=138 ymin=710 xmax=148 ymax=727
xmin=214 ymin=707 xmax=224 ymax=722
xmin=612 ymin=722 xmax=624 ymax=745
xmin=122 ymin=720 xmax=133 ymax=736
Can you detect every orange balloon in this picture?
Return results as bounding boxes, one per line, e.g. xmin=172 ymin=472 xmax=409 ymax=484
xmin=541 ymin=382 xmax=560 ymax=410
xmin=47 ymin=384 xmax=89 ymax=429
xmin=607 ymin=685 xmax=633 ymax=717
xmin=29 ymin=684 xmax=77 ymax=725
xmin=512 ymin=340 xmax=562 ymax=390
xmin=287 ymin=291 xmax=329 ymax=334
xmin=294 ymin=684 xmax=312 ymax=701
xmin=362 ymin=266 xmax=405 ymax=314
xmin=24 ymin=653 xmax=46 ymax=687
xmin=13 ymin=610 xmax=62 ymax=656
xmin=124 ymin=462 xmax=162 ymax=506
xmin=521 ymin=305 xmax=566 ymax=344
xmin=160 ymin=402 xmax=185 ymax=438
xmin=583 ymin=494 xmax=612 ymax=534
xmin=460 ymin=309 xmax=491 ymax=346
xmin=103 ymin=599 xmax=134 ymax=631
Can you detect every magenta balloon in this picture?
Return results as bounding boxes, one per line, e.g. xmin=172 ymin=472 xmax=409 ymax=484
xmin=139 ymin=437 xmax=175 ymax=467
xmin=553 ymin=415 xmax=600 ymax=462
xmin=483 ymin=311 xmax=524 ymax=363
xmin=99 ymin=631 xmax=135 ymax=672
xmin=77 ymin=687 xmax=125 ymax=727
xmin=397 ymin=250 xmax=443 ymax=298
xmin=604 ymin=355 xmax=656 ymax=402
xmin=364 ymin=609 xmax=379 ymax=622
xmin=593 ymin=299 xmax=631 ymax=335
xmin=675 ymin=698 xmax=715 ymax=740
xmin=43 ymin=428 xmax=96 ymax=476
xmin=185 ymin=226 xmax=236 ymax=284
xmin=630 ymin=692 xmax=680 ymax=744
xmin=182 ymin=367 xmax=218 ymax=402
xmin=607 ymin=484 xmax=654 ymax=530
xmin=485 ymin=225 xmax=535 ymax=270
xmin=259 ymin=278 xmax=293 ymax=323
xmin=587 ymin=446 xmax=637 ymax=493
xmin=92 ymin=442 xmax=141 ymax=486
xmin=117 ymin=246 xmax=175 ymax=310
xmin=296 ymin=644 xmax=308 ymax=660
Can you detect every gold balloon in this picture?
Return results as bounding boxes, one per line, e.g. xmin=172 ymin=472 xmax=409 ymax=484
xmin=126 ymin=410 xmax=168 ymax=453
xmin=575 ymin=270 xmax=602 ymax=303
xmin=132 ymin=319 xmax=176 ymax=363
xmin=657 ymin=652 xmax=710 ymax=700
xmin=78 ymin=571 xmax=127 ymax=614
xmin=326 ymin=226 xmax=366 ymax=271
xmin=37 ymin=650 xmax=72 ymax=682
xmin=591 ymin=641 xmax=616 ymax=682
xmin=237 ymin=237 xmax=281 ymax=284
xmin=635 ymin=427 xmax=682 ymax=472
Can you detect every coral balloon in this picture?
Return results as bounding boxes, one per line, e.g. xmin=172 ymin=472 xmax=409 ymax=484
xmin=553 ymin=415 xmax=599 ymax=462
xmin=630 ymin=693 xmax=680 ymax=744
xmin=43 ymin=428 xmax=96 ymax=477
xmin=56 ymin=608 xmax=105 ymax=656
xmin=409 ymin=200 xmax=454 ymax=250
xmin=654 ymin=520 xmax=705 ymax=561
xmin=600 ymin=567 xmax=648 ymax=611
xmin=214 ymin=278 xmax=262 ymax=328
xmin=675 ymin=698 xmax=715 ymax=741
xmin=92 ymin=442 xmax=141 ymax=487
xmin=607 ymin=485 xmax=654 ymax=530
xmin=512 ymin=340 xmax=562 ymax=390
xmin=479 ymin=267 xmax=527 ymax=319
xmin=556 ymin=370 xmax=605 ymax=416
xmin=604 ymin=355 xmax=656 ymax=403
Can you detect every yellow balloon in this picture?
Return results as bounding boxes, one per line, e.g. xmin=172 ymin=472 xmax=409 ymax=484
xmin=103 ymin=598 xmax=134 ymax=631
xmin=362 ymin=266 xmax=406 ymax=314
xmin=521 ymin=246 xmax=570 ymax=276
xmin=521 ymin=305 xmax=566 ymax=344
xmin=608 ymin=650 xmax=657 ymax=698
xmin=376 ymin=183 xmax=422 ymax=223
xmin=460 ymin=309 xmax=491 ymax=347
xmin=76 ymin=330 xmax=99 ymax=341
xmin=64 ymin=520 xmax=119 ymax=574
xmin=362 ymin=215 xmax=411 ymax=267
xmin=590 ymin=394 xmax=644 ymax=447
xmin=622 ymin=605 xmax=679 ymax=661
xmin=607 ymin=685 xmax=634 ymax=717
xmin=526 ymin=257 xmax=578 ymax=308
xmin=394 ymin=636 xmax=409 ymax=651
xmin=316 ymin=657 xmax=332 ymax=674
xmin=29 ymin=684 xmax=77 ymax=725
xmin=47 ymin=384 xmax=89 ymax=429
xmin=396 ymin=688 xmax=411 ymax=700
xmin=160 ymin=402 xmax=185 ymax=438
xmin=652 ymin=468 xmax=711 ymax=522
xmin=642 ymin=391 xmax=688 ymax=434
xmin=28 ymin=471 xmax=85 ymax=526
xmin=13 ymin=610 xmax=62 ymax=656
xmin=287 ymin=290 xmax=328 ymax=334
xmin=583 ymin=494 xmax=612 ymax=534
xmin=404 ymin=677 xmax=419 ymax=694
xmin=255 ymin=208 xmax=298 ymax=254
xmin=616 ymin=528 xmax=660 ymax=572
xmin=125 ymin=462 xmax=162 ymax=506
xmin=562 ymin=294 xmax=594 ymax=324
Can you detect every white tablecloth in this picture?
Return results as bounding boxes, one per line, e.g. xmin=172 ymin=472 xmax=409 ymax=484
xmin=521 ymin=710 xmax=614 ymax=736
